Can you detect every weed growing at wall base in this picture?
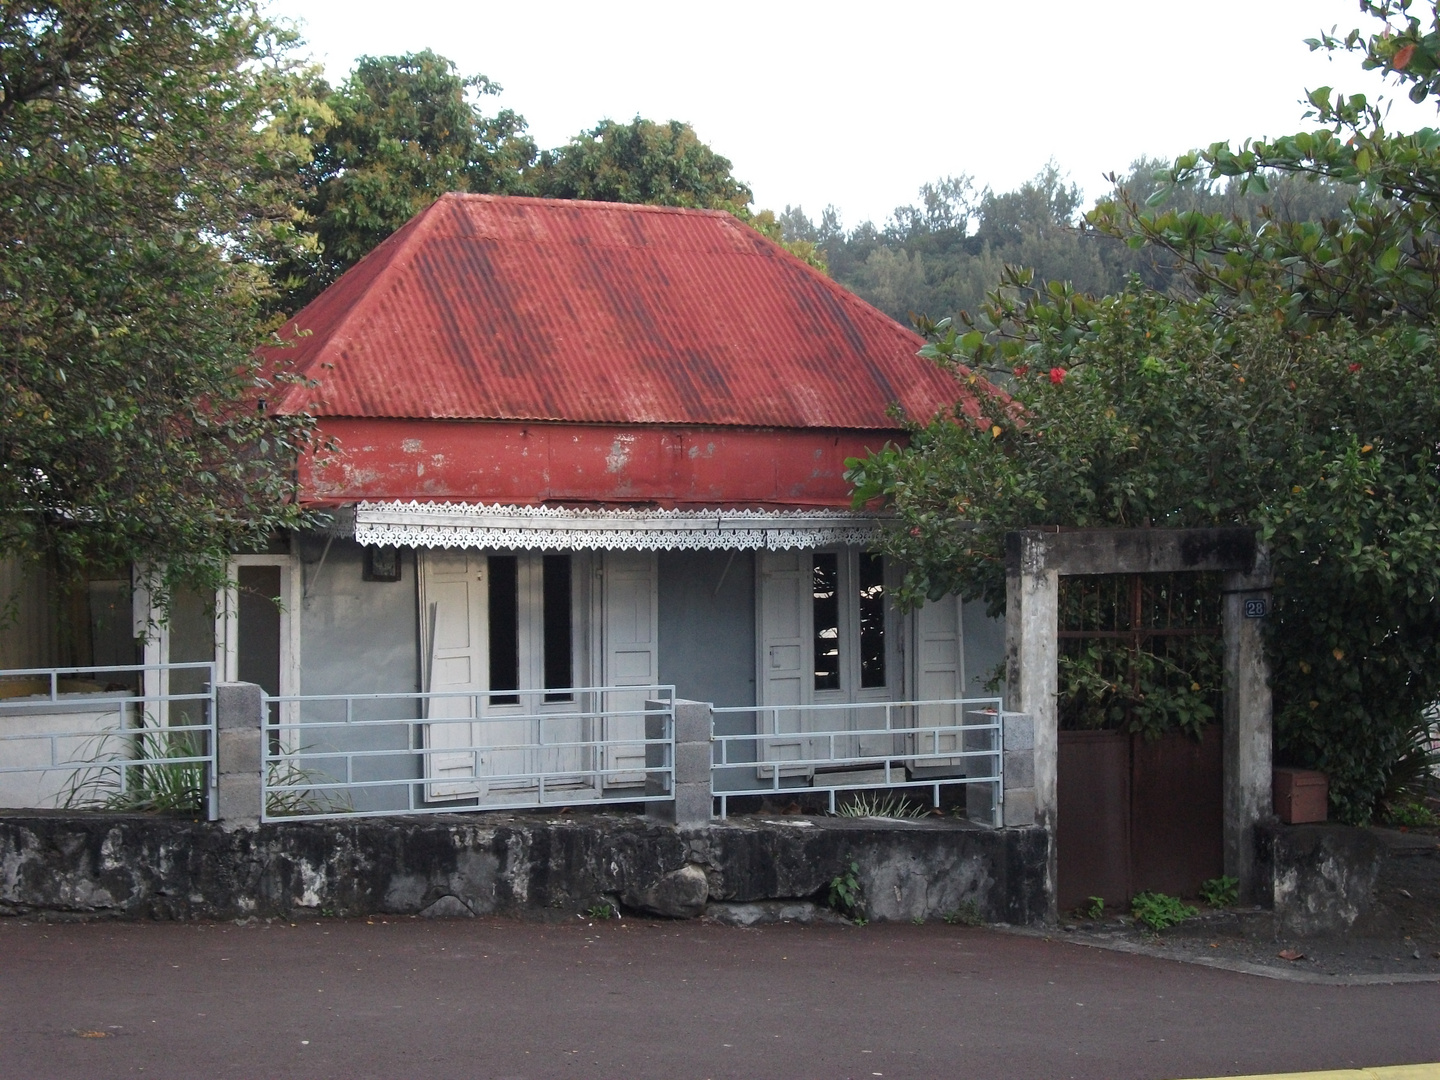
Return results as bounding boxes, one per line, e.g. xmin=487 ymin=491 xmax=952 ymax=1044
xmin=1200 ymin=876 xmax=1239 ymax=908
xmin=1131 ymin=891 xmax=1198 ymax=931
xmin=828 ymin=859 xmax=866 ymax=923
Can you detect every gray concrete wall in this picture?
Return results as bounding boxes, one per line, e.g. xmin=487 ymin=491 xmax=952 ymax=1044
xmin=657 ymin=551 xmax=755 ymax=709
xmin=1262 ymin=823 xmax=1381 ymax=937
xmin=298 ymin=538 xmax=419 ymax=697
xmin=962 ymin=599 xmax=1006 ymax=697
xmin=297 ymin=537 xmax=421 ymax=811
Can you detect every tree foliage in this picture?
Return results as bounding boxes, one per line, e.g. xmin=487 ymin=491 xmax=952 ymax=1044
xmin=799 ymin=163 xmax=1355 ymax=330
xmin=847 ymin=1 xmax=1440 ymax=821
xmin=0 ymin=1 xmax=321 ymax=600
xmin=274 ymin=50 xmax=535 ymax=311
xmin=269 ymin=58 xmax=783 ymax=311
xmin=526 ymin=116 xmax=752 ymax=215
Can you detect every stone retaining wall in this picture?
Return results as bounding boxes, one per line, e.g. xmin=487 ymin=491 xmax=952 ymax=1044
xmin=0 ymin=811 xmax=1049 ymax=924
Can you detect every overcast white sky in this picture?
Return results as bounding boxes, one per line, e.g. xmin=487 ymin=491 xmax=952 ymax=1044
xmin=277 ymin=0 xmax=1434 ymax=229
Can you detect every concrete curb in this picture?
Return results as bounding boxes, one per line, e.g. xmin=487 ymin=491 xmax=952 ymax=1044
xmin=1179 ymin=1066 xmax=1440 ymax=1080
xmin=996 ymin=924 xmax=1440 ymax=986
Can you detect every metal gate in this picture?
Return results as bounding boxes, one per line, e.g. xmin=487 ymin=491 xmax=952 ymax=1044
xmin=1056 ymin=573 xmax=1224 ymax=911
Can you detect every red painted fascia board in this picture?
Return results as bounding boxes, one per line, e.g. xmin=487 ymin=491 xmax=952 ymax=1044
xmin=299 ymin=419 xmax=901 ymax=508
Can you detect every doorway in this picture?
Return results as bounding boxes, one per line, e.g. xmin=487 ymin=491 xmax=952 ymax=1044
xmin=1054 ymin=571 xmax=1225 ymax=911
xmin=218 ymin=555 xmax=300 ymax=746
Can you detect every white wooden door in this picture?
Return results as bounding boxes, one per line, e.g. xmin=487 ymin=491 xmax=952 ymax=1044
xmin=912 ymin=594 xmax=966 ymax=767
xmin=757 ymin=550 xmax=814 ymax=769
xmin=419 ymin=551 xmax=487 ymax=798
xmin=601 ymin=551 xmax=658 ymax=786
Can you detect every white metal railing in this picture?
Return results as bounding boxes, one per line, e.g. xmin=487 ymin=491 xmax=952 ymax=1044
xmin=259 ymin=685 xmax=677 ymax=821
xmin=0 ymin=663 xmax=217 ymax=819
xmin=710 ymin=697 xmax=1006 ymax=823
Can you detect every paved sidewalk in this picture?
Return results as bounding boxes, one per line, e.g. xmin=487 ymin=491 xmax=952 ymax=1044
xmin=1 ymin=916 xmax=1437 ymax=1080
xmin=1185 ymin=1069 xmax=1440 ymax=1080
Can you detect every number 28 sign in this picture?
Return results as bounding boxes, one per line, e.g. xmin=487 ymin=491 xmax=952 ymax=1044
xmin=1244 ymin=598 xmax=1268 ymax=619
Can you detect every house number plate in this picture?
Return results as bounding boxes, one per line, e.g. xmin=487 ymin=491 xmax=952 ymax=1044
xmin=1244 ymin=598 xmax=1268 ymax=619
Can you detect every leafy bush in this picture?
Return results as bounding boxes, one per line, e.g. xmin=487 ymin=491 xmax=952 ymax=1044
xmin=1384 ymin=799 xmax=1438 ymax=829
xmin=1199 ymin=876 xmax=1239 ymax=908
xmin=1131 ymin=892 xmax=1198 ymax=931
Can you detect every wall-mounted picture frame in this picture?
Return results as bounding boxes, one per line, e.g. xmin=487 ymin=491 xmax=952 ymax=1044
xmin=363 ymin=546 xmax=403 ymax=582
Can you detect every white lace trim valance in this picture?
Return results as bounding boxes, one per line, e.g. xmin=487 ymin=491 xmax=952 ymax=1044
xmin=353 ymin=501 xmax=887 ymax=551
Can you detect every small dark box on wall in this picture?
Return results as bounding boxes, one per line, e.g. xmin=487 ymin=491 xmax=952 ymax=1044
xmin=1274 ymin=767 xmax=1328 ymax=824
xmin=363 ymin=546 xmax=402 ymax=582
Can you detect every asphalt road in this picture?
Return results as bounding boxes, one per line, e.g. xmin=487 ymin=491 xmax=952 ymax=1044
xmin=1 ymin=916 xmax=1437 ymax=1080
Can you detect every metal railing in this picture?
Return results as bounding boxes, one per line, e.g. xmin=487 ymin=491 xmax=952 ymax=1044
xmin=259 ymin=685 xmax=677 ymax=822
xmin=710 ymin=697 xmax=1006 ymax=822
xmin=0 ymin=663 xmax=218 ymax=819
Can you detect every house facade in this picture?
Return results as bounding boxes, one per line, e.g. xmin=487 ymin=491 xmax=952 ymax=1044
xmin=12 ymin=194 xmax=1007 ymax=813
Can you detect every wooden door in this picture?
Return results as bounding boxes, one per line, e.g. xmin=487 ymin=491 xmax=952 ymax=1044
xmin=418 ymin=551 xmax=486 ymax=799
xmin=757 ymin=550 xmax=813 ymax=769
xmin=601 ymin=551 xmax=657 ymax=786
xmin=911 ymin=594 xmax=966 ymax=769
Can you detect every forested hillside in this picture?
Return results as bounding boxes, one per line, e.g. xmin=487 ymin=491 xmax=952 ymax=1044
xmin=780 ymin=162 xmax=1355 ymax=329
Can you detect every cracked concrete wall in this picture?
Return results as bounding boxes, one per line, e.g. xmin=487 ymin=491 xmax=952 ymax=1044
xmin=1257 ymin=822 xmax=1384 ymax=937
xmin=0 ymin=813 xmax=1049 ymax=925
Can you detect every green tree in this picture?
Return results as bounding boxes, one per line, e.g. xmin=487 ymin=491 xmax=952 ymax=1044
xmin=847 ymin=1 xmax=1440 ymax=822
xmin=747 ymin=208 xmax=828 ymax=271
xmin=526 ymin=116 xmax=752 ymax=214
xmin=819 ymin=167 xmax=1124 ymax=328
xmin=1 ymin=0 xmax=321 ymax=604
xmin=275 ymin=50 xmax=535 ymax=311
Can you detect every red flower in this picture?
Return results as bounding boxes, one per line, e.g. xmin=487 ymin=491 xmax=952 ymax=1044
xmin=1013 ymin=364 xmax=1029 ymax=378
xmin=1049 ymin=367 xmax=1067 ymax=384
xmin=1348 ymin=363 xmax=1362 ymax=372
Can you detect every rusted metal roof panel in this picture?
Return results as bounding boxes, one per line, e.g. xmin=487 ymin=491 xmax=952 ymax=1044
xmin=268 ymin=194 xmax=984 ymax=429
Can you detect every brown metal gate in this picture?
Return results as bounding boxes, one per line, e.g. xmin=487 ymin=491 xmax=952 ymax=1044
xmin=1058 ymin=727 xmax=1223 ymax=910
xmin=1055 ymin=573 xmax=1224 ymax=912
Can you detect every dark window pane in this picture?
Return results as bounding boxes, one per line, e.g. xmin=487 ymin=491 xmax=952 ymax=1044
xmin=237 ymin=565 xmax=283 ymax=749
xmin=859 ymin=553 xmax=886 ymax=689
xmin=488 ymin=555 xmax=519 ymax=705
xmin=812 ymin=553 xmax=840 ymax=692
xmin=542 ymin=555 xmax=573 ymax=702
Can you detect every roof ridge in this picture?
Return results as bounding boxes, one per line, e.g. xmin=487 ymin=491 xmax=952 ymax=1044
xmin=436 ymin=194 xmax=923 ymax=349
xmin=438 ymin=191 xmax=737 ymax=218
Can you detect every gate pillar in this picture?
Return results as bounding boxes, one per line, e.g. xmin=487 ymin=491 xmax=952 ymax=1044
xmin=1222 ymin=553 xmax=1273 ymax=902
xmin=1004 ymin=532 xmax=1059 ymax=919
xmin=1003 ymin=527 xmax=1272 ymax=921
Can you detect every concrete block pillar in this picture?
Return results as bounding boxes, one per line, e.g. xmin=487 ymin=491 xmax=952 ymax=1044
xmin=1001 ymin=713 xmax=1037 ymax=827
xmin=647 ymin=699 xmax=712 ymax=828
xmin=215 ymin=681 xmax=264 ymax=830
xmin=1222 ymin=552 xmax=1274 ymax=903
xmin=1004 ymin=533 xmax=1058 ymax=917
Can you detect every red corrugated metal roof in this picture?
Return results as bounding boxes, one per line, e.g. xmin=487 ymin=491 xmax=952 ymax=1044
xmin=267 ymin=194 xmax=984 ymax=429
